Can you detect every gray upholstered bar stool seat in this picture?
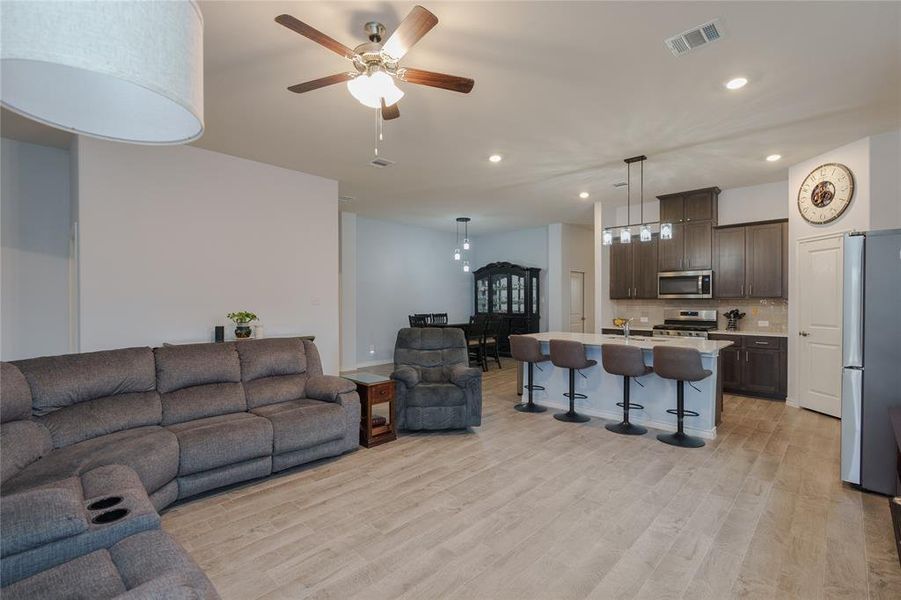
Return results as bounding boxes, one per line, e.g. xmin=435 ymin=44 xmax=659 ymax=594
xmin=653 ymin=346 xmax=712 ymax=448
xmin=549 ymin=339 xmax=596 ymax=423
xmin=509 ymin=335 xmax=549 ymax=413
xmin=601 ymin=344 xmax=653 ymax=436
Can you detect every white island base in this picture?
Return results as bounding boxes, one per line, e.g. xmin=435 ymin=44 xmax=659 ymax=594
xmin=521 ymin=332 xmax=732 ymax=439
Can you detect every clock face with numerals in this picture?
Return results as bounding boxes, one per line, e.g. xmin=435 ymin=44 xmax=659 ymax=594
xmin=797 ymin=163 xmax=854 ymax=224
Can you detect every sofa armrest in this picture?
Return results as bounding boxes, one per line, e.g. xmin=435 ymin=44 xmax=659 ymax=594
xmin=306 ymin=375 xmax=357 ymax=403
xmin=0 ymin=487 xmax=88 ymax=557
xmin=448 ymin=365 xmax=481 ymax=388
xmin=391 ymin=366 xmax=420 ymax=388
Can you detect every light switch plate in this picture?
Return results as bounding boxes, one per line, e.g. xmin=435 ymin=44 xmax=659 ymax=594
xmin=639 ymin=317 xmax=649 ymax=323
xmin=758 ymin=320 xmax=769 ymax=327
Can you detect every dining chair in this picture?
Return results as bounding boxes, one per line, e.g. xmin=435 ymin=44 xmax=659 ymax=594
xmin=467 ymin=315 xmax=489 ymax=371
xmin=430 ymin=313 xmax=449 ymax=326
xmin=409 ymin=314 xmax=430 ymax=327
xmin=483 ymin=317 xmax=502 ymax=370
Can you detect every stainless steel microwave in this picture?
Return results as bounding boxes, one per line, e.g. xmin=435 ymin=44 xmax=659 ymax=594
xmin=657 ymin=270 xmax=713 ymax=299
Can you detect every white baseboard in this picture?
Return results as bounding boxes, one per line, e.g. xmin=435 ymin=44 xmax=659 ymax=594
xmin=785 ymin=397 xmax=800 ymax=408
xmin=530 ymin=399 xmax=717 ymax=440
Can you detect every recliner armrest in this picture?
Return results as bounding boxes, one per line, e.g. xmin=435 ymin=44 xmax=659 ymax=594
xmin=0 ymin=487 xmax=87 ymax=557
xmin=448 ymin=365 xmax=481 ymax=388
xmin=391 ymin=366 xmax=420 ymax=388
xmin=306 ymin=375 xmax=357 ymax=403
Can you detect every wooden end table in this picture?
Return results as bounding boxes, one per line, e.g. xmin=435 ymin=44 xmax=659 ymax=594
xmin=344 ymin=372 xmax=397 ymax=448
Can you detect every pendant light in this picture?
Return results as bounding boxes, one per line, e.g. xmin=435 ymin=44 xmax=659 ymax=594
xmin=604 ymin=155 xmax=661 ymax=244
xmin=1 ymin=1 xmax=204 ymax=144
xmin=454 ymin=217 xmax=472 ymax=271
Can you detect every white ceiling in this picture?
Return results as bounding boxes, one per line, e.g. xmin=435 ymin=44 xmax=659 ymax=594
xmin=4 ymin=2 xmax=899 ymax=234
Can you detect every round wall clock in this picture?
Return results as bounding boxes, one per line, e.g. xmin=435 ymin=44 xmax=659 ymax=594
xmin=797 ymin=162 xmax=855 ymax=224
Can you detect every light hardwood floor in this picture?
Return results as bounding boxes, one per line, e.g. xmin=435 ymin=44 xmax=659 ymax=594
xmin=162 ymin=359 xmax=901 ymax=600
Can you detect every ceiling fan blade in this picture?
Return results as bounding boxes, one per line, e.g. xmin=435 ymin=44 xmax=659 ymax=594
xmin=287 ymin=73 xmax=355 ymax=94
xmin=381 ymin=98 xmax=400 ymax=120
xmin=399 ymin=68 xmax=474 ymax=94
xmin=275 ymin=14 xmax=356 ymax=60
xmin=381 ymin=5 xmax=438 ymax=60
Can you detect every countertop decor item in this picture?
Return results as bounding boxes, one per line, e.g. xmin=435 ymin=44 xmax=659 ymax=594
xmin=1 ymin=1 xmax=204 ymax=144
xmin=227 ymin=311 xmax=258 ymax=339
xmin=797 ymin=163 xmax=854 ymax=224
xmin=723 ymin=309 xmax=746 ymax=331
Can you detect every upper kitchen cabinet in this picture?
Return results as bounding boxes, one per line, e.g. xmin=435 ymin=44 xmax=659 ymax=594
xmin=657 ymin=187 xmax=720 ymax=224
xmin=714 ymin=220 xmax=788 ymax=299
xmin=609 ymin=235 xmax=658 ymax=299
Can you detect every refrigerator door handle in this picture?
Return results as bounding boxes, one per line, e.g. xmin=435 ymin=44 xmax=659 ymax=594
xmin=843 ymin=233 xmax=864 ymax=368
xmin=841 ymin=367 xmax=863 ymax=485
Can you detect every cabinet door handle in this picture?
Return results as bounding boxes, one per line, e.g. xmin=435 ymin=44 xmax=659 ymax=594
xmin=740 ymin=283 xmax=744 ymax=296
xmin=748 ymin=284 xmax=753 ymax=296
xmin=746 ymin=350 xmax=750 ymax=363
xmin=754 ymin=341 xmax=769 ymax=345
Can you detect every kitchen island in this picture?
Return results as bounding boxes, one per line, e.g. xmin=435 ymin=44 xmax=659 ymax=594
xmin=521 ymin=332 xmax=734 ymax=439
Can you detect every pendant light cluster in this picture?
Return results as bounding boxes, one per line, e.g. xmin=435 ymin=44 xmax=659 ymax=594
xmin=453 ymin=217 xmax=472 ymax=272
xmin=602 ymin=155 xmax=672 ymax=245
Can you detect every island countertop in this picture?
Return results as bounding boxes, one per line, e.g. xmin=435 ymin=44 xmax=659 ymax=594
xmin=522 ymin=331 xmax=734 ymax=356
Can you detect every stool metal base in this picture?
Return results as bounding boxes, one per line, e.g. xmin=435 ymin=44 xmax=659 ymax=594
xmin=554 ymin=411 xmax=590 ymax=423
xmin=606 ymin=421 xmax=647 ymax=436
xmin=657 ymin=431 xmax=705 ymax=448
xmin=515 ymin=402 xmax=547 ymax=413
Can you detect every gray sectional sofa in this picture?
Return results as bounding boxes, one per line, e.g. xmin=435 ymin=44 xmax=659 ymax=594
xmin=0 ymin=337 xmax=361 ymax=598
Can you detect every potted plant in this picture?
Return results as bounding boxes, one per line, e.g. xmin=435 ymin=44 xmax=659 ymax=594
xmin=226 ymin=311 xmax=258 ymax=339
xmin=724 ymin=309 xmax=746 ymax=331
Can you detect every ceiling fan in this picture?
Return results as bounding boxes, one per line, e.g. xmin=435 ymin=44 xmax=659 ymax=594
xmin=275 ymin=5 xmax=474 ymax=120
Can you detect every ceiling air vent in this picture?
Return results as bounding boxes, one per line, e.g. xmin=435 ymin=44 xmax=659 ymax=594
xmin=665 ymin=19 xmax=724 ymax=56
xmin=369 ymin=157 xmax=395 ymax=168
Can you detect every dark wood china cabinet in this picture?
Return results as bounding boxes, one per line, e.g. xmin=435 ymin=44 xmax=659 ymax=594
xmin=473 ymin=262 xmax=541 ymax=355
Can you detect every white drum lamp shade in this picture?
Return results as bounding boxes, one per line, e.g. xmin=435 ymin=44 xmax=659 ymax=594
xmin=1 ymin=0 xmax=204 ymax=144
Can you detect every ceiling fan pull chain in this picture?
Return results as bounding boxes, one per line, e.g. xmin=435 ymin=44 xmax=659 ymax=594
xmin=374 ymin=108 xmax=379 ymax=157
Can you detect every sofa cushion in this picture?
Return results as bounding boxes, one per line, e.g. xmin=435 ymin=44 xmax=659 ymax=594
xmin=1 ymin=420 xmax=52 ymax=484
xmin=155 ymin=343 xmax=246 ymax=425
xmin=13 ymin=348 xmax=155 ymax=417
xmin=1 ymin=362 xmax=32 ymax=423
xmin=243 ymin=374 xmax=307 ymax=410
xmin=394 ymin=328 xmax=468 ymax=384
xmin=167 ymin=413 xmax=273 ymax=476
xmin=2 ymin=530 xmax=219 ymax=600
xmin=37 ymin=391 xmax=162 ymax=449
xmin=407 ymin=383 xmax=465 ymax=408
xmin=0 ymin=486 xmax=88 ymax=557
xmin=236 ymin=337 xmax=307 ymax=381
xmin=2 ymin=426 xmax=179 ymax=496
xmin=251 ymin=399 xmax=345 ymax=454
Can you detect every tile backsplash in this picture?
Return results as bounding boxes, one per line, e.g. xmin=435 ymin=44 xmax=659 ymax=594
xmin=609 ymin=298 xmax=788 ymax=333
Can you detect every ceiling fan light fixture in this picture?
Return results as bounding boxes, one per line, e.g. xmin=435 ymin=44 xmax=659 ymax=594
xmin=347 ymin=71 xmax=404 ymax=109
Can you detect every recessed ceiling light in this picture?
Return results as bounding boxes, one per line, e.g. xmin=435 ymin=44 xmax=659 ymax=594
xmin=766 ymin=154 xmax=782 ymax=162
xmin=725 ymin=77 xmax=748 ymax=90
xmin=488 ymin=154 xmax=502 ymax=163
xmin=579 ymin=192 xmax=590 ymax=199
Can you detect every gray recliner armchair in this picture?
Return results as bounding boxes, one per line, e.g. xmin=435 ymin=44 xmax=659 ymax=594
xmin=391 ymin=328 xmax=482 ymax=431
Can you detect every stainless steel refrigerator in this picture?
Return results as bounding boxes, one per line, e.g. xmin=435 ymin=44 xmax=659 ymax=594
xmin=841 ymin=228 xmax=901 ymax=496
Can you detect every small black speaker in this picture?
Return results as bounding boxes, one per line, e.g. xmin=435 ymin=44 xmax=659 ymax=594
xmin=214 ymin=326 xmax=225 ymax=343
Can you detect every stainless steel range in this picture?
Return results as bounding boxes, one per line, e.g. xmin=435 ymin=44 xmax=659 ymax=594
xmin=652 ymin=309 xmax=718 ymax=338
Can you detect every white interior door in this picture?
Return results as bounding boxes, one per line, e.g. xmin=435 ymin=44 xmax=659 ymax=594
xmin=798 ymin=235 xmax=844 ymax=417
xmin=569 ymin=271 xmax=585 ymax=333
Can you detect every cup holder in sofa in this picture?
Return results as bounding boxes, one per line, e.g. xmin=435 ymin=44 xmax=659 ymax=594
xmin=91 ymin=508 xmax=130 ymax=525
xmin=87 ymin=496 xmax=123 ymax=511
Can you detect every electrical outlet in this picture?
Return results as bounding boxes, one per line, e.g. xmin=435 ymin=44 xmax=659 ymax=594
xmin=758 ymin=320 xmax=769 ymax=327
xmin=639 ymin=317 xmax=649 ymax=323
xmin=368 ymin=345 xmax=375 ymax=355
xmin=311 ymin=297 xmax=321 ymax=306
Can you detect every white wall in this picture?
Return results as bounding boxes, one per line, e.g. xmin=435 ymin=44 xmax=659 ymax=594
xmin=547 ymin=223 xmax=595 ymax=333
xmin=786 ymin=129 xmax=901 ymax=405
xmin=471 ymin=226 xmax=549 ymax=331
xmin=718 ymin=181 xmax=789 ymax=225
xmin=354 ymin=216 xmax=471 ymax=366
xmin=339 ymin=211 xmax=357 ymax=371
xmin=74 ymin=137 xmax=342 ymax=374
xmin=1 ymin=138 xmax=72 ymax=360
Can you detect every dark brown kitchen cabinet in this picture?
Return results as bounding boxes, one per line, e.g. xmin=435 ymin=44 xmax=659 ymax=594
xmin=657 ymin=187 xmax=720 ymax=224
xmin=683 ymin=221 xmax=712 ymax=269
xmin=714 ymin=227 xmax=747 ymax=298
xmin=658 ymin=223 xmax=684 ymax=271
xmin=708 ymin=334 xmax=786 ymax=399
xmin=746 ymin=222 xmax=785 ymax=298
xmin=713 ymin=220 xmax=787 ymax=299
xmin=609 ymin=236 xmax=658 ymax=299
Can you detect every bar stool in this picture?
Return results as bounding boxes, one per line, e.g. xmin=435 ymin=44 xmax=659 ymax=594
xmin=549 ymin=339 xmax=595 ymax=423
xmin=509 ymin=335 xmax=548 ymax=413
xmin=601 ymin=344 xmax=652 ymax=436
xmin=652 ymin=346 xmax=711 ymax=448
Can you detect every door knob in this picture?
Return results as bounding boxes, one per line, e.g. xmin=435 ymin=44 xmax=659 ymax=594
xmin=799 ymin=331 xmax=810 ymax=337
